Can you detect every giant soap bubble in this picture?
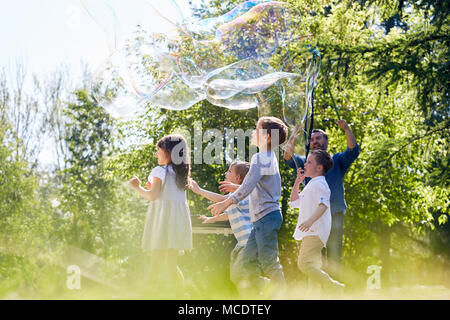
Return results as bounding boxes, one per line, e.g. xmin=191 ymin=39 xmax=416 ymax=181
xmin=82 ymin=0 xmax=320 ymax=154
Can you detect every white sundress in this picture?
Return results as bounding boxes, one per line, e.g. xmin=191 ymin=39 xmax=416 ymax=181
xmin=141 ymin=165 xmax=193 ymax=252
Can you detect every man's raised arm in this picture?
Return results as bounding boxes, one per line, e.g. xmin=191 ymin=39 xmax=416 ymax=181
xmin=338 ymin=119 xmax=357 ymax=149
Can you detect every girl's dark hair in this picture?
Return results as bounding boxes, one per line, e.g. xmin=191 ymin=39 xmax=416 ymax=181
xmin=157 ymin=134 xmax=190 ymax=190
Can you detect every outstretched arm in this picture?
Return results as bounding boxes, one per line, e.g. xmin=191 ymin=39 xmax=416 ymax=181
xmin=189 ymin=179 xmax=228 ymax=202
xmin=208 ymin=154 xmax=263 ymax=216
xmin=198 ymin=213 xmax=229 ymax=224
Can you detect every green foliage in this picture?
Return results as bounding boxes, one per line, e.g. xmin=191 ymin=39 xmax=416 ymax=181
xmin=126 ymin=0 xmax=449 ymax=283
xmin=104 ymin=0 xmax=450 ymax=289
xmin=0 ymin=122 xmax=62 ymax=295
xmin=301 ymin=0 xmax=449 ymax=279
xmin=0 ymin=0 xmax=449 ymax=298
xmin=56 ymin=90 xmax=115 ymax=253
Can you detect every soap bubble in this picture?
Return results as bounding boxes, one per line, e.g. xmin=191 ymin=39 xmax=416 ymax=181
xmin=80 ymin=0 xmax=122 ymax=53
xmin=203 ymin=59 xmax=299 ymax=111
xmin=184 ymin=0 xmax=270 ymax=36
xmin=145 ymin=74 xmax=206 ymax=110
xmin=216 ymin=1 xmax=294 ymax=61
xmin=82 ymin=0 xmax=321 ymax=148
xmin=90 ymin=51 xmax=143 ymax=119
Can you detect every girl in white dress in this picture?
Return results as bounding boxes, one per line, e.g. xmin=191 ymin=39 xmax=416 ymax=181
xmin=129 ymin=134 xmax=192 ymax=288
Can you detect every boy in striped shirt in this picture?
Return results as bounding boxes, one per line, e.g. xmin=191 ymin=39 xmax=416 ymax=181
xmin=189 ymin=161 xmax=252 ymax=292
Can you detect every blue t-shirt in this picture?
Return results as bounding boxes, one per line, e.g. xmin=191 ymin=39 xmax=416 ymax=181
xmin=284 ymin=144 xmax=360 ymax=214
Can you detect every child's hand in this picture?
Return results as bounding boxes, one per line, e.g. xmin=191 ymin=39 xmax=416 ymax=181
xmin=295 ymin=168 xmax=305 ymax=184
xmin=129 ymin=176 xmax=141 ymax=189
xmin=198 ymin=215 xmax=213 ymax=224
xmin=188 ymin=178 xmax=200 ymax=193
xmin=218 ymin=181 xmax=240 ymax=193
xmin=298 ymin=219 xmax=313 ymax=232
xmin=207 ymin=200 xmax=229 ymax=216
xmin=145 ymin=181 xmax=152 ymax=190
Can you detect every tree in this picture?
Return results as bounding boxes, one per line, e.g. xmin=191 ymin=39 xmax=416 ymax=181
xmin=113 ymin=0 xmax=449 ymax=288
xmin=58 ymin=90 xmax=117 ymax=256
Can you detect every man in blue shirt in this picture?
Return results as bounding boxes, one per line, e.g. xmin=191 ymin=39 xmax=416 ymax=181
xmin=283 ymin=120 xmax=359 ymax=278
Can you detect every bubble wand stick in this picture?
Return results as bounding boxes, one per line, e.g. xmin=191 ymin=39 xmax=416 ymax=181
xmin=325 ymin=78 xmax=341 ymax=120
xmin=304 ymin=87 xmax=314 ymax=159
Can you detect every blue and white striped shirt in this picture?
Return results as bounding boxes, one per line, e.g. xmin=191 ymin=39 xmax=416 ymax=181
xmin=225 ymin=197 xmax=252 ymax=247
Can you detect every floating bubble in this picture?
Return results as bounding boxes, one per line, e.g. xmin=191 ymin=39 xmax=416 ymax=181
xmin=80 ymin=0 xmax=122 ymax=53
xmin=90 ymin=51 xmax=143 ymax=119
xmin=83 ymin=0 xmax=321 ymax=154
xmin=204 ymin=59 xmax=299 ymax=108
xmin=145 ymin=74 xmax=206 ymax=110
xmin=80 ymin=0 xmax=189 ymax=52
xmin=184 ymin=0 xmax=270 ymax=36
xmin=217 ymin=1 xmax=293 ymax=61
xmin=281 ymin=76 xmax=308 ymax=127
xmin=125 ymin=1 xmax=297 ymax=96
xmin=207 ymin=92 xmax=259 ymax=110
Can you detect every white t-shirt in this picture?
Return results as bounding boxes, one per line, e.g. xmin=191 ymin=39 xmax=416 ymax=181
xmin=289 ymin=176 xmax=332 ymax=246
xmin=148 ymin=165 xmax=175 ymax=184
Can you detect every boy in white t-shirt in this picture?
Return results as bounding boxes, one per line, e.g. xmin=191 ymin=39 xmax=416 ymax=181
xmin=289 ymin=149 xmax=344 ymax=291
